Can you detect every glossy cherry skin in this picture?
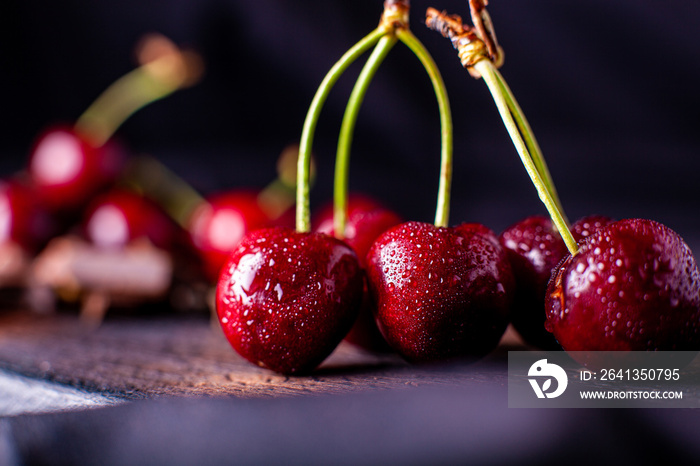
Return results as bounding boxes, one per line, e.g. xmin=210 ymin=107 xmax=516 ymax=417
xmin=187 ymin=191 xmax=272 ymax=282
xmin=0 ymin=179 xmax=56 ymax=253
xmin=499 ymin=215 xmax=613 ymax=349
xmin=570 ymin=215 xmax=615 ymax=242
xmin=545 ymin=218 xmax=700 ymax=352
xmin=83 ymin=189 xmax=180 ymax=250
xmin=366 ymin=221 xmax=515 ymax=363
xmin=314 ymin=195 xmax=403 ymax=351
xmin=28 ymin=126 xmax=124 ymax=214
xmin=216 ymin=227 xmax=364 ymax=374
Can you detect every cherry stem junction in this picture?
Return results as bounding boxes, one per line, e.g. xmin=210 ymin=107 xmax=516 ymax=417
xmin=334 ymin=27 xmax=453 ymax=234
xmin=300 ymin=0 xmax=453 ymax=236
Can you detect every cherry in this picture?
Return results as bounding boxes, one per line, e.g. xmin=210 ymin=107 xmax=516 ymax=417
xmin=216 ymin=227 xmax=363 ymax=374
xmin=187 ymin=191 xmax=273 ymax=282
xmin=499 ymin=214 xmax=613 ymax=348
xmin=0 ymin=179 xmax=55 ymax=285
xmin=0 ymin=179 xmax=57 ymax=253
xmin=366 ymin=221 xmax=515 ymax=363
xmin=297 ymin=0 xmax=453 ymax=356
xmin=82 ymin=189 xmax=180 ymax=251
xmin=214 ymin=0 xmax=450 ymax=372
xmin=28 ymin=126 xmax=125 ymax=214
xmin=313 ymin=194 xmax=403 ymax=351
xmin=570 ymin=215 xmax=615 ymax=242
xmin=123 ymin=146 xmax=300 ymax=283
xmin=545 ymin=218 xmax=700 ymax=352
xmin=313 ymin=195 xmax=403 ymax=268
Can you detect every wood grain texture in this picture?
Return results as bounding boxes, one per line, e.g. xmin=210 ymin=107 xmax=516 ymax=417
xmin=0 ymin=311 xmax=517 ymax=403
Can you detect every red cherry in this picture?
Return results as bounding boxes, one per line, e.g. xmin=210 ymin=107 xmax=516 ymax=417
xmin=187 ymin=191 xmax=272 ymax=281
xmin=570 ymin=215 xmax=615 ymax=242
xmin=313 ymin=195 xmax=403 ymax=352
xmin=216 ymin=227 xmax=363 ymax=374
xmin=545 ymin=218 xmax=700 ymax=352
xmin=0 ymin=179 xmax=55 ymax=253
xmin=82 ymin=189 xmax=180 ymax=250
xmin=28 ymin=126 xmax=124 ymax=214
xmin=499 ymin=214 xmax=613 ymax=348
xmin=366 ymin=221 xmax=515 ymax=363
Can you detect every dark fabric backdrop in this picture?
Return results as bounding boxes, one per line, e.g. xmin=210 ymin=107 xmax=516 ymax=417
xmin=2 ymin=0 xmax=699 ymax=244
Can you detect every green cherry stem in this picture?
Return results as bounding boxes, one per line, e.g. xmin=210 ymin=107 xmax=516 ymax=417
xmin=123 ymin=156 xmax=205 ymax=228
xmin=396 ymin=28 xmax=453 ymax=228
xmin=490 ymin=68 xmax=565 ymax=220
xmin=75 ymin=68 xmax=178 ymax=147
xmin=296 ymin=27 xmax=386 ymax=233
xmin=333 ymin=35 xmax=398 ymax=239
xmin=75 ymin=34 xmax=203 ymax=148
xmin=474 ymin=59 xmax=578 ymax=255
xmin=126 ymin=146 xmax=304 ymax=229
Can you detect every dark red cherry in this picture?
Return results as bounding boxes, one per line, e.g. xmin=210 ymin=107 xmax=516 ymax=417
xmin=82 ymin=189 xmax=179 ymax=250
xmin=545 ymin=218 xmax=700 ymax=352
xmin=366 ymin=221 xmax=515 ymax=363
xmin=313 ymin=195 xmax=403 ymax=352
xmin=499 ymin=214 xmax=613 ymax=348
xmin=28 ymin=126 xmax=124 ymax=214
xmin=313 ymin=195 xmax=403 ymax=268
xmin=216 ymin=227 xmax=363 ymax=374
xmin=570 ymin=215 xmax=615 ymax=242
xmin=0 ymin=179 xmax=56 ymax=253
xmin=187 ymin=191 xmax=272 ymax=281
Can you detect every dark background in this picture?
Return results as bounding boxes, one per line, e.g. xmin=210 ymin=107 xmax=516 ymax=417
xmin=2 ymin=0 xmax=699 ymax=246
xmin=1 ymin=2 xmax=700 ymax=463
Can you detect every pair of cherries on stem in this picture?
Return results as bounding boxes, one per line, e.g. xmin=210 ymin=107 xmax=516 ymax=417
xmin=6 ymin=35 xmax=205 ymax=315
xmin=216 ymin=0 xmax=515 ymax=373
xmin=30 ymin=33 xmax=309 ymax=302
xmin=504 ymin=213 xmax=700 ymax=354
xmin=27 ymin=34 xmax=203 ymax=220
xmin=500 ymin=214 xmax=614 ymax=349
xmin=427 ymin=3 xmax=700 ymax=356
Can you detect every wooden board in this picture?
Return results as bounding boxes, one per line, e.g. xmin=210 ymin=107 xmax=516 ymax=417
xmin=0 ymin=311 xmax=519 ymax=406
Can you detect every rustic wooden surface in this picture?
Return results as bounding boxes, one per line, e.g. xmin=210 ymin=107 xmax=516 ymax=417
xmin=0 ymin=310 xmax=522 ymax=409
xmin=2 ymin=310 xmax=700 ymax=465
